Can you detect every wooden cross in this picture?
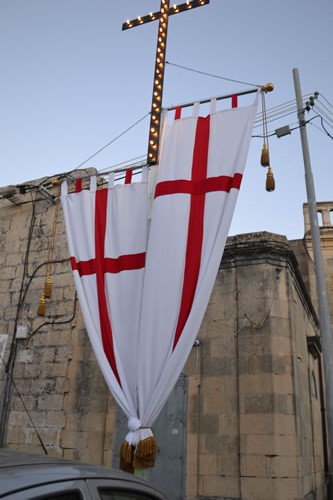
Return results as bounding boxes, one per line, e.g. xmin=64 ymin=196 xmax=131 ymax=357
xmin=122 ymin=0 xmax=210 ymax=165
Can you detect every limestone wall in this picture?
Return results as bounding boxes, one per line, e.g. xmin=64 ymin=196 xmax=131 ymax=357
xmin=0 ymin=175 xmax=328 ymax=499
xmin=0 ymin=172 xmax=116 ymax=464
xmin=184 ymin=233 xmax=326 ymax=500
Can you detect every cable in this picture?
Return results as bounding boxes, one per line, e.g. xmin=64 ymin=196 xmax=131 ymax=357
xmin=319 ymin=94 xmax=333 ymax=110
xmin=166 ymin=61 xmax=262 ymax=87
xmin=26 ymin=113 xmax=150 ymax=191
xmin=252 ymin=115 xmax=322 ymax=138
xmin=0 ymin=352 xmax=48 ymax=454
xmin=98 ymin=154 xmax=147 ymax=173
xmin=24 ymin=292 xmax=78 ymax=344
xmin=318 ymin=117 xmax=333 ymax=139
xmin=314 ymin=103 xmax=333 ymax=126
xmin=71 ymin=112 xmax=150 ymax=171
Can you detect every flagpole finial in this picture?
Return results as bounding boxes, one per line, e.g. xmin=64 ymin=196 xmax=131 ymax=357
xmin=262 ymin=82 xmax=274 ymax=93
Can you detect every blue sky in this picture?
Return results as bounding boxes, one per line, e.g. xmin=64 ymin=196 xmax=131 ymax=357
xmin=1 ymin=0 xmax=332 ymax=239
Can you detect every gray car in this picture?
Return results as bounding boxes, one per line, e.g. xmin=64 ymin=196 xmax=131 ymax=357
xmin=0 ymin=449 xmax=168 ymax=499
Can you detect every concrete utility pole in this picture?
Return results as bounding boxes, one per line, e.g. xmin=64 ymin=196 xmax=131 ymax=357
xmin=293 ymin=67 xmax=333 ymax=497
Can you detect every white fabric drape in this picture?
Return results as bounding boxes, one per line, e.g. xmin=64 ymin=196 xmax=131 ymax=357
xmin=61 ymin=174 xmax=149 ymax=420
xmin=61 ymin=93 xmax=259 ymax=465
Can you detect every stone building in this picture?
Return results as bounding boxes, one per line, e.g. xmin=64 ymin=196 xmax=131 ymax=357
xmin=0 ymin=170 xmax=331 ymax=499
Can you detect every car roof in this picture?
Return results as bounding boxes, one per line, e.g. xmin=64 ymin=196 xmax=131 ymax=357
xmin=0 ymin=448 xmax=167 ymax=498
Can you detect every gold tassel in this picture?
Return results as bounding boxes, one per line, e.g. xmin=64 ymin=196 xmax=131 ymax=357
xmin=133 ymin=436 xmax=157 ymax=470
xmin=37 ymin=179 xmax=61 ymax=319
xmin=260 ymin=144 xmax=270 ymax=167
xmin=37 ymin=294 xmax=46 ymax=316
xmin=120 ymin=441 xmax=135 ymax=473
xmin=266 ymin=166 xmax=275 ymax=192
xmin=44 ymin=276 xmax=52 ymax=298
xmin=260 ymin=86 xmax=275 ymax=192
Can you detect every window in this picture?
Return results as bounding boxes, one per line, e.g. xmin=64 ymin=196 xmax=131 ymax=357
xmin=99 ymin=490 xmax=157 ymax=500
xmin=37 ymin=492 xmax=82 ymax=500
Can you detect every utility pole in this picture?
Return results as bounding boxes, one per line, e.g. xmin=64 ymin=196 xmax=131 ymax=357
xmin=293 ymin=67 xmax=333 ymax=497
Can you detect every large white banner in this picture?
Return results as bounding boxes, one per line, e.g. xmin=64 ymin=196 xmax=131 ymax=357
xmin=61 ymin=93 xmax=259 ymax=470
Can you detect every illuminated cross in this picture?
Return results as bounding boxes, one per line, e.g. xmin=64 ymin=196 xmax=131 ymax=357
xmin=122 ymin=0 xmax=210 ymax=165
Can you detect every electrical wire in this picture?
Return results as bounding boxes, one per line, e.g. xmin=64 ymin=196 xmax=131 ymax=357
xmin=0 ymin=352 xmax=48 ymax=454
xmin=98 ymin=154 xmax=147 ymax=173
xmin=166 ymin=61 xmax=262 ymax=87
xmin=71 ymin=112 xmax=150 ymax=171
xmin=313 ymin=103 xmax=333 ymax=127
xmin=24 ymin=292 xmax=78 ymax=344
xmin=319 ymin=94 xmax=333 ymax=110
xmin=316 ymin=117 xmax=333 ymax=139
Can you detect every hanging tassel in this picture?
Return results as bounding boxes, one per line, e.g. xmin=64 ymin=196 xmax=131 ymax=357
xmin=266 ymin=166 xmax=275 ymax=192
xmin=260 ymin=144 xmax=270 ymax=167
xmin=44 ymin=276 xmax=52 ymax=298
xmin=133 ymin=436 xmax=157 ymax=469
xmin=38 ymin=179 xmax=60 ymax=319
xmin=260 ymin=86 xmax=275 ymax=192
xmin=37 ymin=294 xmax=46 ymax=316
xmin=120 ymin=441 xmax=135 ymax=473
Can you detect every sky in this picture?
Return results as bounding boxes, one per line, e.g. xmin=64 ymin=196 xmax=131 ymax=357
xmin=0 ymin=0 xmax=332 ymax=240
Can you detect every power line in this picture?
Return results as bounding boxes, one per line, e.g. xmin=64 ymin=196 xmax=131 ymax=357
xmin=166 ymin=61 xmax=262 ymax=87
xmin=71 ymin=112 xmax=150 ymax=172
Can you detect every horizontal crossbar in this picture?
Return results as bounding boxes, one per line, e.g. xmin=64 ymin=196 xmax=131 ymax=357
xmin=122 ymin=0 xmax=209 ymax=31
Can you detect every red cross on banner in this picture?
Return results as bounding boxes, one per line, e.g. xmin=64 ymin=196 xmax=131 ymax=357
xmin=61 ymin=92 xmax=259 ymax=471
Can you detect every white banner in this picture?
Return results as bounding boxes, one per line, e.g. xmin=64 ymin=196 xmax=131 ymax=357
xmin=61 ymin=92 xmax=259 ymax=470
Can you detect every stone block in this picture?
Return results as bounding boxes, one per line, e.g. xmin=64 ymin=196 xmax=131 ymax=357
xmin=274 ymin=477 xmax=300 ymax=499
xmin=204 ymin=434 xmax=239 ymax=456
xmin=7 ymin=410 xmax=30 ymax=427
xmin=31 ymin=427 xmax=59 ymax=447
xmin=241 ymin=477 xmax=275 ymax=500
xmin=41 ymin=362 xmax=68 ymax=378
xmin=199 ymin=454 xmax=219 ymax=475
xmin=269 ymin=455 xmax=298 ymax=477
xmin=199 ymin=414 xmax=219 ymax=435
xmin=38 ymin=394 xmax=64 ymax=411
xmin=60 ymin=430 xmax=89 ymax=449
xmin=6 ymin=425 xmax=31 ymax=445
xmin=239 ymin=373 xmax=273 ymax=394
xmin=241 ymin=394 xmax=274 ymax=414
xmin=241 ymin=433 xmax=276 ymax=456
xmin=274 ymin=414 xmax=297 ymax=435
xmin=241 ymin=455 xmax=266 ymax=477
xmin=274 ymin=435 xmax=298 ymax=456
xmin=239 ymin=414 xmax=274 ymax=435
xmin=199 ymin=474 xmax=239 ymax=498
xmin=24 ymin=363 xmax=41 ymax=378
xmin=55 ymin=345 xmax=72 ymax=362
xmin=31 ymin=378 xmax=57 ymax=395
xmin=46 ymin=411 xmax=66 ymax=428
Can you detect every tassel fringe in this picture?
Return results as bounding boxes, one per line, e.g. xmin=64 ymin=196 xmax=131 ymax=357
xmin=44 ymin=276 xmax=52 ymax=298
xmin=133 ymin=436 xmax=157 ymax=469
xmin=266 ymin=167 xmax=275 ymax=192
xmin=120 ymin=441 xmax=135 ymax=473
xmin=260 ymin=144 xmax=270 ymax=167
xmin=37 ymin=295 xmax=46 ymax=316
xmin=119 ymin=436 xmax=157 ymax=473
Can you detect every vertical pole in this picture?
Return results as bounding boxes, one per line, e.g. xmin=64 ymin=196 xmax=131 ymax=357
xmin=147 ymin=0 xmax=169 ymax=165
xmin=293 ymin=67 xmax=333 ymax=497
